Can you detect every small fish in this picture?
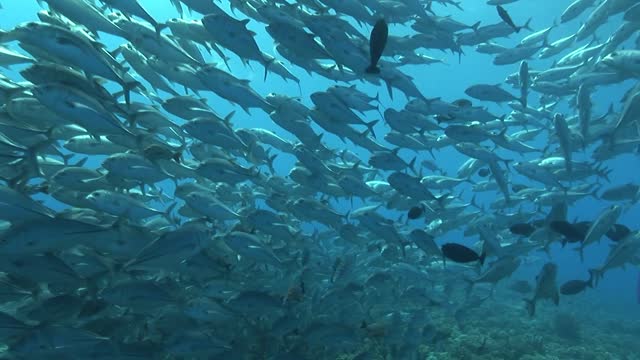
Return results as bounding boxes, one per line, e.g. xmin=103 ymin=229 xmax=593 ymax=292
xmin=509 ymin=223 xmax=536 ymax=237
xmin=407 ymin=205 xmax=424 ymax=220
xmin=366 ymin=19 xmax=388 ymax=74
xmin=560 ymin=273 xmax=593 ymax=295
xmin=496 ymin=5 xmax=524 ymax=33
xmin=478 ymin=168 xmax=490 ymax=177
xmin=549 ymin=220 xmax=586 ymax=244
xmin=441 ymin=243 xmax=485 ymax=265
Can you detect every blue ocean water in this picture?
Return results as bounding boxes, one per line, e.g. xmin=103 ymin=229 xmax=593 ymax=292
xmin=3 ymin=0 xmax=637 ymax=303
xmin=1 ymin=0 xmax=640 ymax=357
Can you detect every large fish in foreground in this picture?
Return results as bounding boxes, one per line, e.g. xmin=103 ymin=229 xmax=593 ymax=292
xmin=366 ymin=18 xmax=388 ymax=74
xmin=525 ymin=262 xmax=559 ymax=317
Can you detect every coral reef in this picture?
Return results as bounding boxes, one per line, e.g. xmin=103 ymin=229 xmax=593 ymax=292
xmin=553 ymin=312 xmax=581 ymax=341
xmin=335 ymin=296 xmax=640 ymax=360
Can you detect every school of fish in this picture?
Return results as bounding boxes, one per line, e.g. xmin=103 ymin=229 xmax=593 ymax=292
xmin=0 ymin=0 xmax=638 ymax=359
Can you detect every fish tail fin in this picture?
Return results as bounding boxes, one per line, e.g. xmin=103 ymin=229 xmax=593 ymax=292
xmin=426 ymin=1 xmax=436 ymax=15
xmin=522 ymin=18 xmax=533 ymax=32
xmin=266 ymin=153 xmax=278 ymax=174
xmin=366 ymin=119 xmax=379 ymax=139
xmin=365 ymin=66 xmax=380 ymax=74
xmin=470 ymin=21 xmax=481 ymax=32
xmin=122 ymin=80 xmax=141 ymax=107
xmin=524 ymin=298 xmax=536 ymax=317
xmin=262 ymin=56 xmax=275 ymax=82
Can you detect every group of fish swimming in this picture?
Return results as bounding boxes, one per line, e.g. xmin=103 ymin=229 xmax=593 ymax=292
xmin=0 ymin=0 xmax=638 ymax=358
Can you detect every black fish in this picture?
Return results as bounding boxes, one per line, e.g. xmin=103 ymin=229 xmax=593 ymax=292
xmin=509 ymin=223 xmax=536 ymax=237
xmin=549 ymin=221 xmax=586 ymax=245
xmin=477 ymin=168 xmax=490 ymax=177
xmin=496 ymin=5 xmax=523 ymax=33
xmin=560 ymin=273 xmax=593 ymax=295
xmin=365 ymin=19 xmax=388 ymax=74
xmin=606 ymin=224 xmax=631 ymax=242
xmin=441 ymin=243 xmax=485 ymax=265
xmin=407 ymin=205 xmax=424 ymax=220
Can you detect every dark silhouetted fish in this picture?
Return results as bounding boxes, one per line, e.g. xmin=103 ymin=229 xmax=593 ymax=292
xmin=606 ymin=224 xmax=631 ymax=242
xmin=478 ymin=168 xmax=490 ymax=177
xmin=441 ymin=243 xmax=485 ymax=265
xmin=560 ymin=273 xmax=593 ymax=295
xmin=366 ymin=19 xmax=388 ymax=74
xmin=496 ymin=5 xmax=524 ymax=33
xmin=509 ymin=223 xmax=536 ymax=237
xmin=407 ymin=205 xmax=424 ymax=220
xmin=549 ymin=220 xmax=587 ymax=245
